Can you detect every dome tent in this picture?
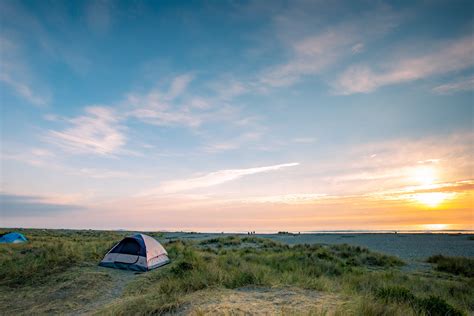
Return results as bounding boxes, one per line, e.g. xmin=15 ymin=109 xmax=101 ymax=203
xmin=99 ymin=233 xmax=170 ymax=271
xmin=0 ymin=232 xmax=28 ymax=243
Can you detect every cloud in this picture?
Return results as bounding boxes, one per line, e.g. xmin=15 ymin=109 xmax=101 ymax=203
xmin=351 ymin=42 xmax=364 ymax=54
xmin=0 ymin=72 xmax=48 ymax=106
xmin=258 ymin=30 xmax=355 ymax=87
xmin=44 ymin=73 xmax=247 ymax=156
xmin=210 ymin=79 xmax=249 ymax=100
xmin=46 ymin=106 xmax=126 ymax=155
xmin=203 ymin=132 xmax=263 ymax=153
xmin=141 ymin=162 xmax=299 ymax=195
xmin=0 ymin=1 xmax=91 ymax=74
xmin=334 ymin=35 xmax=474 ymax=94
xmin=368 ymin=180 xmax=474 ymax=206
xmin=165 ymin=74 xmax=194 ymax=100
xmin=432 ymin=76 xmax=474 ymax=95
xmin=257 ymin=7 xmax=401 ymax=88
xmin=0 ymin=36 xmax=50 ymax=106
xmin=243 ymin=193 xmax=327 ymax=204
xmin=0 ymin=193 xmax=84 ymax=217
xmin=126 ymin=74 xmax=238 ymax=128
xmin=1 ymin=146 xmax=148 ymax=179
xmin=1 ymin=147 xmax=56 ymax=167
xmin=234 ymin=179 xmax=474 ymax=208
xmin=70 ymin=168 xmax=139 ymax=179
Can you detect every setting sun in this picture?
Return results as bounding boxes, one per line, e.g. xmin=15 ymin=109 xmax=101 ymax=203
xmin=412 ymin=166 xmax=437 ymax=186
xmin=412 ymin=192 xmax=456 ymax=208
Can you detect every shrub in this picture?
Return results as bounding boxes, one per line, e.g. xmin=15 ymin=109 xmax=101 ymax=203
xmin=170 ymin=261 xmax=195 ymax=276
xmin=376 ymin=286 xmax=416 ymax=304
xmin=427 ymin=255 xmax=474 ymax=277
xmin=416 ymin=296 xmax=463 ymax=316
xmin=375 ymin=286 xmax=464 ymax=315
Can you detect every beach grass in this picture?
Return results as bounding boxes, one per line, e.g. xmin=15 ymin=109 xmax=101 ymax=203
xmin=0 ymin=229 xmax=472 ymax=315
xmin=427 ymin=254 xmax=474 ymax=277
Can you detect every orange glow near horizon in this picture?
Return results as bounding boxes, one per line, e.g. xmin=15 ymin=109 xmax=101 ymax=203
xmin=412 ymin=192 xmax=457 ymax=208
xmin=405 ymin=165 xmax=458 ymax=208
xmin=420 ymin=224 xmax=451 ymax=231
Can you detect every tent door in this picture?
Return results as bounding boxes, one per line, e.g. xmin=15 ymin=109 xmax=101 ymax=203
xmin=113 ymin=238 xmax=142 ymax=264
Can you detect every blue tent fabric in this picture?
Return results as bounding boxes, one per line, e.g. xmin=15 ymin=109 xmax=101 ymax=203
xmin=0 ymin=232 xmax=28 ymax=243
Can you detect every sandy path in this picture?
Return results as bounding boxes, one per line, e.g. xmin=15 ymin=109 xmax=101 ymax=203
xmin=174 ymin=287 xmax=346 ymax=315
xmin=76 ymin=268 xmax=138 ymax=315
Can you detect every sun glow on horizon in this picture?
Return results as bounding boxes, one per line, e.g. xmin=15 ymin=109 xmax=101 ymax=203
xmin=406 ymin=165 xmax=458 ymax=207
xmin=411 ymin=192 xmax=456 ymax=207
xmin=420 ymin=223 xmax=451 ymax=231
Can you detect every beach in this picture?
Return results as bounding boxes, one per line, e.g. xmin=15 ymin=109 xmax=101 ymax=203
xmin=163 ymin=232 xmax=474 ymax=267
xmin=1 ymin=229 xmax=472 ymax=315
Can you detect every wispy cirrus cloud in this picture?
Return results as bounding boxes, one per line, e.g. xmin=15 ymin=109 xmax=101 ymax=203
xmin=127 ymin=74 xmax=240 ymax=128
xmin=165 ymin=74 xmax=194 ymax=100
xmin=203 ymin=132 xmax=264 ymax=153
xmin=334 ymin=35 xmax=474 ymax=94
xmin=257 ymin=7 xmax=401 ymax=88
xmin=432 ymin=76 xmax=474 ymax=95
xmin=258 ymin=30 xmax=355 ymax=88
xmin=0 ymin=1 xmax=91 ymax=74
xmin=140 ymin=162 xmax=299 ymax=195
xmin=1 ymin=147 xmax=56 ymax=167
xmin=0 ymin=72 xmax=49 ymax=106
xmin=242 ymin=193 xmax=328 ymax=205
xmin=0 ymin=36 xmax=50 ymax=106
xmin=238 ymin=180 xmax=474 ymax=208
xmin=46 ymin=106 xmax=126 ymax=155
xmin=1 ymin=146 xmax=146 ymax=179
xmin=45 ymin=74 xmax=250 ymax=155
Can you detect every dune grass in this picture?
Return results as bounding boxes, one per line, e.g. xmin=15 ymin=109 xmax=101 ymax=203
xmin=101 ymin=236 xmax=470 ymax=315
xmin=427 ymin=254 xmax=474 ymax=277
xmin=0 ymin=230 xmax=472 ymax=315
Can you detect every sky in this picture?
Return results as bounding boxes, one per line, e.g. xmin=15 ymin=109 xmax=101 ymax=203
xmin=0 ymin=0 xmax=473 ymax=232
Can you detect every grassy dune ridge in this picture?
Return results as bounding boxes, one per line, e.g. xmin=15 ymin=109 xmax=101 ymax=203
xmin=0 ymin=229 xmax=472 ymax=315
xmin=426 ymin=255 xmax=474 ymax=277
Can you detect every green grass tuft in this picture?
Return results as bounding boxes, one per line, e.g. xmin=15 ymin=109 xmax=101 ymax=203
xmin=376 ymin=286 xmax=416 ymax=304
xmin=427 ymin=255 xmax=474 ymax=277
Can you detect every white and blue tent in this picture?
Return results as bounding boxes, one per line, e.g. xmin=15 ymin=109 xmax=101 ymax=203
xmin=99 ymin=233 xmax=170 ymax=271
xmin=0 ymin=232 xmax=28 ymax=243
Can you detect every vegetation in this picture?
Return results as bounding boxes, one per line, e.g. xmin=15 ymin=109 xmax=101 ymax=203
xmin=427 ymin=255 xmax=474 ymax=277
xmin=376 ymin=286 xmax=463 ymax=315
xmin=0 ymin=230 xmax=472 ymax=315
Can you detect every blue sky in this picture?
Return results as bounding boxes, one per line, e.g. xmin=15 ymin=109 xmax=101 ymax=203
xmin=1 ymin=0 xmax=473 ymax=231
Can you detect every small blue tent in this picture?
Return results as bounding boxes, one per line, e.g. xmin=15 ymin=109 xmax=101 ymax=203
xmin=0 ymin=232 xmax=28 ymax=243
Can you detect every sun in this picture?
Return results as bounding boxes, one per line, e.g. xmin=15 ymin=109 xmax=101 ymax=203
xmin=412 ymin=166 xmax=437 ymax=186
xmin=407 ymin=165 xmax=456 ymax=207
xmin=412 ymin=192 xmax=455 ymax=208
